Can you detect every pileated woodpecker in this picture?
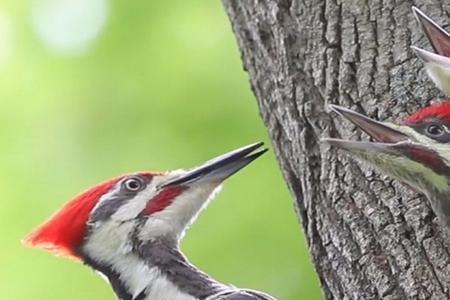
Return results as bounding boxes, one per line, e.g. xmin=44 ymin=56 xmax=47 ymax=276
xmin=323 ymin=103 xmax=450 ymax=231
xmin=322 ymin=8 xmax=450 ymax=231
xmin=411 ymin=7 xmax=450 ymax=95
xmin=24 ymin=142 xmax=277 ymax=300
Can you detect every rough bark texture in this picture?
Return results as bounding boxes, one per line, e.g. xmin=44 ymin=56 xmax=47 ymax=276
xmin=222 ymin=1 xmax=450 ymax=299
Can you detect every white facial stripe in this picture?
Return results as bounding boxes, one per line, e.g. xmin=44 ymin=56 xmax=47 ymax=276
xmin=443 ymin=125 xmax=450 ymax=134
xmin=391 ymin=123 xmax=446 ymax=145
xmin=83 ymin=221 xmax=152 ymax=298
xmin=83 ymin=221 xmax=136 ymax=259
xmin=115 ymin=254 xmax=155 ymax=299
xmin=111 ymin=184 xmax=157 ymax=221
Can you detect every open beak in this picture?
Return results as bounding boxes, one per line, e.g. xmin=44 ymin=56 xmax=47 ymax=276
xmin=328 ymin=105 xmax=409 ymax=143
xmin=411 ymin=7 xmax=450 ymax=95
xmin=411 ymin=46 xmax=450 ymax=95
xmin=323 ymin=104 xmax=449 ymax=198
xmin=323 ymin=105 xmax=411 ymax=156
xmin=411 ymin=46 xmax=450 ymax=67
xmin=412 ymin=7 xmax=450 ymax=57
xmin=162 ymin=142 xmax=268 ymax=188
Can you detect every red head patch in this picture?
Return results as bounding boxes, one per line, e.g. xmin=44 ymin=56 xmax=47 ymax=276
xmin=403 ymin=101 xmax=450 ymax=125
xmin=23 ymin=176 xmax=122 ymax=259
xmin=143 ymin=186 xmax=184 ymax=215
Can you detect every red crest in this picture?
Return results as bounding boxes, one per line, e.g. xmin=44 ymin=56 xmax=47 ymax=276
xmin=23 ymin=176 xmax=122 ymax=259
xmin=403 ymin=101 xmax=450 ymax=124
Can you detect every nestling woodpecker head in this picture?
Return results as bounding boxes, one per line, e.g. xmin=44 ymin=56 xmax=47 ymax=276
xmin=323 ymin=103 xmax=450 ymax=229
xmin=24 ymin=142 xmax=267 ymax=260
xmin=412 ymin=7 xmax=450 ymax=95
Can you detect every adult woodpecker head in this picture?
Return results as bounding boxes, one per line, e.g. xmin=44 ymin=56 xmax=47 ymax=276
xmin=323 ymin=103 xmax=450 ymax=230
xmin=411 ymin=7 xmax=450 ymax=95
xmin=24 ymin=142 xmax=276 ymax=300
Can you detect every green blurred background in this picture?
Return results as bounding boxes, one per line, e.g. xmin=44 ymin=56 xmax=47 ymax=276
xmin=0 ymin=0 xmax=322 ymax=299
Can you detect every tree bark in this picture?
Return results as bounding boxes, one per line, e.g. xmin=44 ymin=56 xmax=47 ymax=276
xmin=222 ymin=1 xmax=450 ymax=299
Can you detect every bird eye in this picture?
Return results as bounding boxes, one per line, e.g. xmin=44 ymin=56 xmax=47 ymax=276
xmin=426 ymin=124 xmax=444 ymax=137
xmin=123 ymin=177 xmax=143 ymax=192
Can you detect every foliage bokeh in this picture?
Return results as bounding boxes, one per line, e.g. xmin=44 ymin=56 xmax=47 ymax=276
xmin=0 ymin=1 xmax=322 ymax=299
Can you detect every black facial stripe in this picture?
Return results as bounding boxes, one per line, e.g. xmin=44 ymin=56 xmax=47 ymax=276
xmin=210 ymin=290 xmax=274 ymax=299
xmin=81 ymin=254 xmax=134 ymax=300
xmin=134 ymin=237 xmax=274 ymax=299
xmin=89 ymin=193 xmax=133 ymax=223
xmin=89 ymin=174 xmax=153 ymax=223
xmin=136 ymin=238 xmax=225 ymax=299
xmin=134 ymin=290 xmax=147 ymax=300
xmin=409 ymin=117 xmax=450 ymax=143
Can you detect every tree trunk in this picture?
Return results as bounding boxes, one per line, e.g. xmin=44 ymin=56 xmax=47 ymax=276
xmin=222 ymin=1 xmax=450 ymax=299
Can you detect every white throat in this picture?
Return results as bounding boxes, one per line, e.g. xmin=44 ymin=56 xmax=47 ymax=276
xmin=138 ymin=183 xmax=222 ymax=241
xmin=82 ymin=222 xmax=199 ymax=300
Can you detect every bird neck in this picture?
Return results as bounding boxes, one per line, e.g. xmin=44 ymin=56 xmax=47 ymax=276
xmin=81 ymin=237 xmax=226 ymax=300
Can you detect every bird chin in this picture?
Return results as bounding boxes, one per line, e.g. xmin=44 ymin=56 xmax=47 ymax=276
xmin=323 ymin=138 xmax=450 ymax=195
xmin=138 ymin=182 xmax=223 ymax=242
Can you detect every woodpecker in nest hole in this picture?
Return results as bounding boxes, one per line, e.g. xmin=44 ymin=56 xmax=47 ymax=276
xmin=323 ymin=8 xmax=450 ymax=233
xmin=324 ymin=103 xmax=450 ymax=232
xmin=412 ymin=6 xmax=450 ymax=95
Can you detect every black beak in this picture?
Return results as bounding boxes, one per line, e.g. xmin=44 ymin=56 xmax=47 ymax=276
xmin=328 ymin=105 xmax=409 ymax=143
xmin=412 ymin=6 xmax=450 ymax=57
xmin=323 ymin=105 xmax=418 ymax=168
xmin=162 ymin=142 xmax=268 ymax=188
